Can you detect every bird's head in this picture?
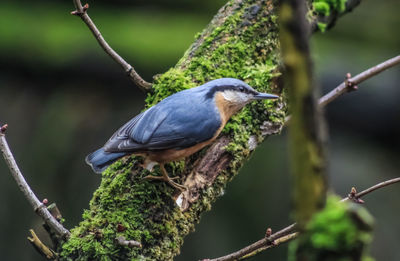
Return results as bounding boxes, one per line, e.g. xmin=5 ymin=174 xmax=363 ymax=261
xmin=205 ymin=78 xmax=279 ymax=109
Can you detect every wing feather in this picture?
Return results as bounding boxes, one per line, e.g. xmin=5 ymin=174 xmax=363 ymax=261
xmin=104 ymin=87 xmax=221 ymax=153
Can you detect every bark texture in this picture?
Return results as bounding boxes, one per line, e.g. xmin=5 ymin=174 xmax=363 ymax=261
xmin=281 ymin=1 xmax=374 ymax=260
xmin=280 ymin=0 xmax=327 ymax=229
xmin=59 ymin=0 xmax=361 ymax=260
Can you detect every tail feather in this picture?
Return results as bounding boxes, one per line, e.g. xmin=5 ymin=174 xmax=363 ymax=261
xmin=85 ymin=148 xmax=126 ymax=174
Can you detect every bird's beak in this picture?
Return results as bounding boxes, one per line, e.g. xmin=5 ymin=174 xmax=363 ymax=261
xmin=253 ymin=92 xmax=279 ymax=100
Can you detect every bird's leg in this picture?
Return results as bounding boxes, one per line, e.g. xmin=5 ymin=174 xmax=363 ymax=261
xmin=143 ymin=164 xmax=187 ymax=191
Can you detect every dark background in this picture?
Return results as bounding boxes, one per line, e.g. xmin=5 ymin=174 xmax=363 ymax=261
xmin=0 ymin=0 xmax=399 ymax=260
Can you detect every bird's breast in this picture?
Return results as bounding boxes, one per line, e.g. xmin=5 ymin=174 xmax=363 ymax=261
xmin=214 ymin=92 xmax=241 ymax=126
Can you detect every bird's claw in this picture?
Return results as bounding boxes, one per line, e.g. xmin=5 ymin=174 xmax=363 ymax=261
xmin=143 ymin=175 xmax=187 ymax=192
xmin=170 ymin=182 xmax=187 ymax=192
xmin=143 ymin=175 xmax=179 ymax=180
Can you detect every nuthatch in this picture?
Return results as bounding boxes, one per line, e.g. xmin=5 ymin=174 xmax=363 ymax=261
xmin=86 ymin=78 xmax=278 ymax=190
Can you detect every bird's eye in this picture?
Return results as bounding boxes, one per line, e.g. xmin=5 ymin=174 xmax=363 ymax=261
xmin=239 ymin=86 xmax=245 ymax=92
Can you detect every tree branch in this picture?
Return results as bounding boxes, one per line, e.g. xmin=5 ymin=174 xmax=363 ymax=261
xmin=0 ymin=124 xmax=70 ymax=238
xmin=285 ymin=55 xmax=400 ymax=123
xmin=206 ymin=176 xmax=400 ymax=261
xmin=71 ymin=1 xmax=152 ymax=92
xmin=342 ymin=177 xmax=400 ymax=203
xmin=281 ymin=0 xmax=327 ymax=231
xmin=203 ymin=224 xmax=297 ymax=261
xmin=27 ymin=229 xmax=57 ymax=260
xmin=238 ymin=232 xmax=298 ymax=260
xmin=60 ymin=0 xmax=367 ymax=259
xmin=319 ymin=55 xmax=400 ymax=107
xmin=310 ymin=0 xmax=362 ymax=32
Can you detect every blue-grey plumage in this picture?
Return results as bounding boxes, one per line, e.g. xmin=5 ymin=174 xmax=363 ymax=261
xmin=105 ymin=85 xmax=221 ymax=152
xmin=85 ymin=148 xmax=126 ymax=174
xmin=86 ymin=78 xmax=279 ymax=190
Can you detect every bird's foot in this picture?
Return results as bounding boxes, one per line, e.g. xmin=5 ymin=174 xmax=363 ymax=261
xmin=143 ymin=175 xmax=179 ymax=180
xmin=143 ymin=175 xmax=187 ymax=192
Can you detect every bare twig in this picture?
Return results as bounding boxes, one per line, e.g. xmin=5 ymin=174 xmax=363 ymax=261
xmin=206 ymin=177 xmax=400 ymax=261
xmin=342 ymin=177 xmax=400 ymax=203
xmin=285 ymin=55 xmax=400 ymax=123
xmin=0 ymin=125 xmax=70 ymax=238
xmin=238 ymin=232 xmax=298 ymax=260
xmin=27 ymin=229 xmax=57 ymax=260
xmin=71 ymin=1 xmax=152 ymax=92
xmin=115 ymin=236 xmax=142 ymax=248
xmin=0 ymin=124 xmax=7 ymax=133
xmin=319 ymin=55 xmax=400 ymax=107
xmin=203 ymin=224 xmax=297 ymax=261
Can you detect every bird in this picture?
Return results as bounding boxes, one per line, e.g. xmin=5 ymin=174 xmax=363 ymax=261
xmin=86 ymin=78 xmax=279 ymax=191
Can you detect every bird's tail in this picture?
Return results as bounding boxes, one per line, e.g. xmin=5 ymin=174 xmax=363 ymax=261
xmin=85 ymin=148 xmax=127 ymax=174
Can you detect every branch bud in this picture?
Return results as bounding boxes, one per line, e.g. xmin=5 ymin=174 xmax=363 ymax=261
xmin=0 ymin=124 xmax=8 ymax=134
xmin=265 ymin=227 xmax=272 ymax=238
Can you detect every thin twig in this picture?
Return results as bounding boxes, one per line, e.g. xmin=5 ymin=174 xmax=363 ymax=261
xmin=206 ymin=176 xmax=400 ymax=261
xmin=203 ymin=224 xmax=297 ymax=261
xmin=71 ymin=1 xmax=152 ymax=92
xmin=27 ymin=229 xmax=57 ymax=260
xmin=238 ymin=232 xmax=298 ymax=260
xmin=285 ymin=55 xmax=400 ymax=123
xmin=115 ymin=236 xmax=142 ymax=248
xmin=319 ymin=55 xmax=400 ymax=107
xmin=342 ymin=177 xmax=400 ymax=203
xmin=0 ymin=125 xmax=70 ymax=238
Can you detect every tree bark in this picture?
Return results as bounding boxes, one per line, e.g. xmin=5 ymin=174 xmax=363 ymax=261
xmin=280 ymin=0 xmax=327 ymax=229
xmin=59 ymin=0 xmax=361 ymax=260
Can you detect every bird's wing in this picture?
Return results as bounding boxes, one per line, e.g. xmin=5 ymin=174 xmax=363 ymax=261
xmin=106 ymin=111 xmax=146 ymax=142
xmin=103 ymin=107 xmax=167 ymax=151
xmin=104 ymin=91 xmax=221 ymax=153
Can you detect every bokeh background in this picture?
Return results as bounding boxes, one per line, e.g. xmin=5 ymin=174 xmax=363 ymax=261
xmin=1 ymin=0 xmax=399 ymax=260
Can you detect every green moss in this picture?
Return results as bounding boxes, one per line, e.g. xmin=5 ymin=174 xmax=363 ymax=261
xmin=317 ymin=22 xmax=328 ymax=32
xmin=313 ymin=2 xmax=331 ymax=16
xmin=310 ymin=197 xmax=360 ymax=250
xmin=312 ymin=0 xmax=347 ymax=16
xmin=60 ymin=1 xmax=287 ymax=260
xmin=61 ymin=158 xmax=186 ymax=260
xmin=289 ymin=195 xmax=374 ymax=261
xmin=311 ymin=0 xmax=347 ymax=32
xmin=145 ymin=69 xmax=196 ymax=106
xmin=147 ymin=0 xmax=285 ymax=174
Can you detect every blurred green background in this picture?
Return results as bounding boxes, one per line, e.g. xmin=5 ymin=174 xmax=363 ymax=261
xmin=0 ymin=0 xmax=399 ymax=260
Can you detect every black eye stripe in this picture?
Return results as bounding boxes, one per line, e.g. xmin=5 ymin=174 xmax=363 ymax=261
xmin=206 ymin=84 xmax=255 ymax=98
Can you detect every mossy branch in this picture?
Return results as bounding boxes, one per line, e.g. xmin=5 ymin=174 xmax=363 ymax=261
xmin=280 ymin=0 xmax=327 ymax=228
xmin=58 ymin=0 xmax=362 ymax=260
xmin=310 ymin=0 xmax=362 ymax=32
xmin=62 ymin=1 xmax=285 ymax=259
